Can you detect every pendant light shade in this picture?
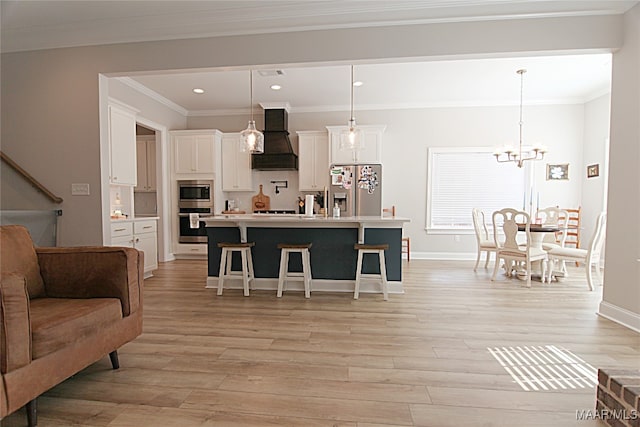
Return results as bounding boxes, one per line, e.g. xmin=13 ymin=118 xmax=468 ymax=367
xmin=241 ymin=70 xmax=264 ymax=154
xmin=340 ymin=65 xmax=364 ymax=151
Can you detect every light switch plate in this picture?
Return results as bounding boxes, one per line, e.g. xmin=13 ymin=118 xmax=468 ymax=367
xmin=71 ymin=183 xmax=90 ymax=195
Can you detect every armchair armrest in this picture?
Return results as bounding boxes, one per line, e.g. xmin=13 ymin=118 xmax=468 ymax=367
xmin=0 ymin=274 xmax=31 ymax=374
xmin=36 ymin=247 xmax=143 ymax=317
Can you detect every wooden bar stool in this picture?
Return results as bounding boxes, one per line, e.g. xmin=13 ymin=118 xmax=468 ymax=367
xmin=277 ymin=243 xmax=312 ymax=298
xmin=354 ymin=243 xmax=389 ymax=300
xmin=217 ymin=242 xmax=255 ymax=296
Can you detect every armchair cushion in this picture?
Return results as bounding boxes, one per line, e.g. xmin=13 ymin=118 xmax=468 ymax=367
xmin=0 ymin=226 xmax=46 ymax=299
xmin=30 ymin=297 xmax=123 ymax=359
xmin=0 ymin=274 xmax=31 ymax=373
xmin=36 ymin=246 xmax=142 ymax=317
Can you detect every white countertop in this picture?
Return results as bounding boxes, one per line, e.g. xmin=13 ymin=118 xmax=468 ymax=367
xmin=111 ymin=216 xmax=159 ymax=222
xmin=203 ymin=214 xmax=409 ymax=225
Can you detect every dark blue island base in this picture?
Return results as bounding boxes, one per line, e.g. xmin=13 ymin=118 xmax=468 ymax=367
xmin=206 ymin=226 xmax=402 ymax=285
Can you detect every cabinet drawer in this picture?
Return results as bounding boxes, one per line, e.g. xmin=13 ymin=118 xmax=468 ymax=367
xmin=134 ymin=220 xmax=157 ymax=234
xmin=111 ymin=222 xmax=133 ymax=238
xmin=176 ymin=243 xmax=207 ymax=255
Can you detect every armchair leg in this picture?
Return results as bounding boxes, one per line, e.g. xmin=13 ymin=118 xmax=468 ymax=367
xmin=109 ymin=350 xmax=120 ymax=370
xmin=26 ymin=398 xmax=37 ymax=427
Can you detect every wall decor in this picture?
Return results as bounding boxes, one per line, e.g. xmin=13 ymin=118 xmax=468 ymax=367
xmin=587 ymin=164 xmax=600 ymax=178
xmin=546 ymin=163 xmax=569 ymax=180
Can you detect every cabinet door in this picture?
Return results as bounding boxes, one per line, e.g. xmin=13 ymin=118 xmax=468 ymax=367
xmin=111 ymin=235 xmax=134 ymax=248
xmin=194 ymin=135 xmax=215 ymax=173
xmin=146 ymin=139 xmax=156 ymax=191
xmin=358 ymin=130 xmax=383 ymax=164
xmin=328 ymin=125 xmax=384 ymax=164
xmin=174 ymin=135 xmax=197 ymax=173
xmin=135 ymin=139 xmax=148 ymax=191
xmin=298 ymin=132 xmax=329 ymax=191
xmin=222 ymin=134 xmax=252 ymax=191
xmin=109 ymin=105 xmax=137 ymax=185
xmin=174 ymin=134 xmax=215 ymax=174
xmin=135 ymin=232 xmax=158 ymax=273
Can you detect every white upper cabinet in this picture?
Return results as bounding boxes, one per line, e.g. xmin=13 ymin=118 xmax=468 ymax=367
xmin=108 ymin=103 xmax=137 ymax=185
xmin=135 ymin=135 xmax=156 ymax=192
xmin=327 ymin=125 xmax=386 ymax=164
xmin=172 ymin=130 xmax=216 ymax=174
xmin=297 ymin=131 xmax=329 ymax=191
xmin=221 ymin=133 xmax=253 ymax=191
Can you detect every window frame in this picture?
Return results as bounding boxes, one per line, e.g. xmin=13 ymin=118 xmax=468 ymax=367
xmin=425 ymin=146 xmax=531 ymax=234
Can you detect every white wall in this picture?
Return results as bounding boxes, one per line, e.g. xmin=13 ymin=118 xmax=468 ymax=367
xmin=582 ymin=93 xmax=611 ymax=246
xmin=600 ymin=4 xmax=640 ymax=331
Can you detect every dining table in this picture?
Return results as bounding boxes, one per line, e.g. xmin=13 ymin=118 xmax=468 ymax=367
xmin=513 ymin=223 xmax=564 ymax=281
xmin=516 ymin=223 xmax=562 ymax=249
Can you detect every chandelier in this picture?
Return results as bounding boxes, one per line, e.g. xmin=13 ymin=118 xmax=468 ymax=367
xmin=494 ymin=69 xmax=547 ymax=168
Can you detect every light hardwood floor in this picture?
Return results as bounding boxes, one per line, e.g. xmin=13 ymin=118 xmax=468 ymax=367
xmin=4 ymin=259 xmax=639 ymax=426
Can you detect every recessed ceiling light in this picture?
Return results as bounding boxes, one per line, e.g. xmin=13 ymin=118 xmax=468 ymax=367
xmin=270 ymin=84 xmax=282 ymax=90
xmin=193 ymin=88 xmax=204 ymax=94
xmin=353 ymin=81 xmax=363 ymax=87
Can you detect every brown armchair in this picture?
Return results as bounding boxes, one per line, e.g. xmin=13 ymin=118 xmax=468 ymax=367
xmin=0 ymin=225 xmax=143 ymax=426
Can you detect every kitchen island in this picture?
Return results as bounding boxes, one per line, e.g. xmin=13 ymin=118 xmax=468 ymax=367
xmin=202 ymin=214 xmax=409 ymax=294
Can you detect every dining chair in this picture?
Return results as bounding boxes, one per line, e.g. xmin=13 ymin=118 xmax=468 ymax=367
xmin=471 ymin=208 xmax=498 ymax=271
xmin=383 ymin=205 xmax=411 ymax=261
xmin=491 ymin=208 xmax=548 ymax=288
xmin=546 ymin=212 xmax=606 ymax=291
xmin=562 ymin=206 xmax=582 ymax=248
xmin=536 ymin=206 xmax=569 ymax=250
xmin=562 ymin=206 xmax=582 ymax=266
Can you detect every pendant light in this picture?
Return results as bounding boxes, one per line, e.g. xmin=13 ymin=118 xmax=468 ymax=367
xmin=494 ymin=69 xmax=547 ymax=167
xmin=340 ymin=65 xmax=364 ymax=151
xmin=240 ymin=70 xmax=264 ymax=154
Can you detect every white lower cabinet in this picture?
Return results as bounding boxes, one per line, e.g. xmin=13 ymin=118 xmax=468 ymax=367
xmin=110 ymin=219 xmax=158 ymax=277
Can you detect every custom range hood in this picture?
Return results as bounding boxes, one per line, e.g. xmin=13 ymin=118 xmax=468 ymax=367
xmin=251 ymin=105 xmax=298 ymax=170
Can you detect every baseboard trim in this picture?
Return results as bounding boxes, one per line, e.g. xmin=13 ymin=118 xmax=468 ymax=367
xmin=410 ymin=251 xmax=477 ymax=261
xmin=206 ymin=277 xmax=404 ymax=294
xmin=598 ymin=301 xmax=640 ymax=333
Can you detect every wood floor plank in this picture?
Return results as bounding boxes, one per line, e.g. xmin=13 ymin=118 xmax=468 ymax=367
xmin=348 ymin=366 xmax=520 ymax=391
xmin=217 ymin=374 xmax=431 ymax=403
xmin=409 ymin=404 xmax=604 ymax=427
xmin=219 ymin=348 xmax=396 ymax=369
xmin=182 ymin=389 xmax=414 ymax=425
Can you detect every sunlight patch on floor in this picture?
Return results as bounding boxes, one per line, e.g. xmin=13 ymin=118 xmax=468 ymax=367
xmin=488 ymin=345 xmax=598 ymax=391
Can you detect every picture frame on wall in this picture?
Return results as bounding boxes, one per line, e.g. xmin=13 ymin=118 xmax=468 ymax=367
xmin=587 ymin=164 xmax=600 ymax=178
xmin=546 ymin=163 xmax=569 ymax=180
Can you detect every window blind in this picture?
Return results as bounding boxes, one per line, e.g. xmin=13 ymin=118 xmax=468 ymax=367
xmin=428 ymin=149 xmax=526 ymax=229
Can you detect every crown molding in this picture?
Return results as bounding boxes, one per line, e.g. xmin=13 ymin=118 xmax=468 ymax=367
xmin=114 ymin=77 xmax=189 ymax=116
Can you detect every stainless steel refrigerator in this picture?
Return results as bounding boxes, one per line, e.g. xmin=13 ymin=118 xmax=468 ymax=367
xmin=329 ymin=163 xmax=382 ymax=217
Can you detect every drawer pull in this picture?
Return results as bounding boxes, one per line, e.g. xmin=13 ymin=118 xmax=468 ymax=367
xmin=114 ymin=228 xmax=126 ymax=232
xmin=143 ymin=226 xmax=152 ymax=229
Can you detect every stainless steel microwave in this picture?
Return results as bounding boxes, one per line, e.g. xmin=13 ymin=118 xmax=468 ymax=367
xmin=178 ymin=180 xmax=213 ymax=207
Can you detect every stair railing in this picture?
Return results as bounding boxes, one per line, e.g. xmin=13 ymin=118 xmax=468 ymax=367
xmin=0 ymin=150 xmax=63 ymax=204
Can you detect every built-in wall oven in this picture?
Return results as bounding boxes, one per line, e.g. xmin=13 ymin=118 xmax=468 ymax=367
xmin=178 ymin=180 xmax=213 ymax=243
